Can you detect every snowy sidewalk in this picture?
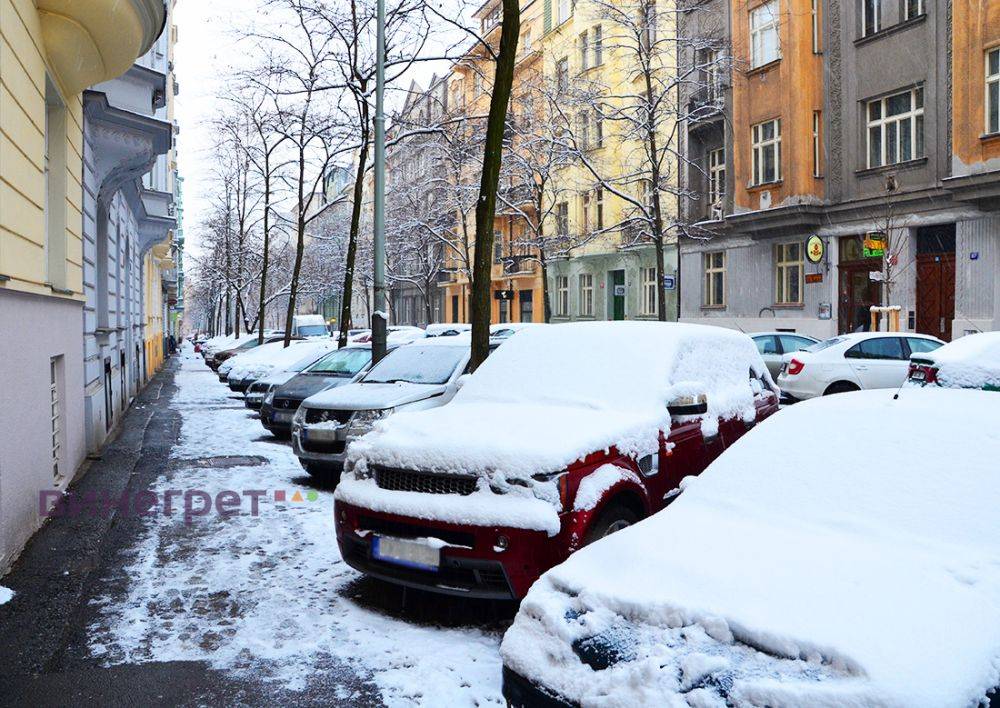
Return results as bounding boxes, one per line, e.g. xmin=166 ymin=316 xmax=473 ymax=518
xmin=0 ymin=346 xmax=510 ymax=706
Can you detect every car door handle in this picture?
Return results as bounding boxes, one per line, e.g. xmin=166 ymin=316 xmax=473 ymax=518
xmin=855 ymin=365 xmax=868 ymax=370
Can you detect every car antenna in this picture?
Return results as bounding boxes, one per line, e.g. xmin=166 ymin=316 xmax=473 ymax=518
xmin=892 ymin=378 xmax=907 ymax=401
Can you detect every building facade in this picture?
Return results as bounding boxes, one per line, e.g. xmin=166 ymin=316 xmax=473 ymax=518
xmin=0 ymin=0 xmax=166 ymax=572
xmin=680 ymin=0 xmax=999 ymax=340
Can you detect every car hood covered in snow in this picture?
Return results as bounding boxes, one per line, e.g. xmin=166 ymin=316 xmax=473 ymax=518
xmin=303 ymin=381 xmax=447 ymax=411
xmin=273 ymin=373 xmax=354 ymax=401
xmin=500 ymin=388 xmax=1000 ymax=707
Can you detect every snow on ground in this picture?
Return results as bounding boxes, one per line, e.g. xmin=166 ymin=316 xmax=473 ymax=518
xmin=86 ymin=344 xmax=506 ymax=706
xmin=0 ymin=586 xmax=13 ymax=605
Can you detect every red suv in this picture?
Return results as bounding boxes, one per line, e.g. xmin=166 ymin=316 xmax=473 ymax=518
xmin=334 ymin=322 xmax=779 ymax=600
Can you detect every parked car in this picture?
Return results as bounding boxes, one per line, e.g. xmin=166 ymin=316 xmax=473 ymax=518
xmin=750 ymin=331 xmax=819 ymax=380
xmin=259 ymin=346 xmax=373 ymax=437
xmin=333 ymin=322 xmax=778 ymax=600
xmin=777 ymin=331 xmax=943 ymax=400
xmin=500 ymin=388 xmax=1000 ymax=708
xmin=208 ymin=334 xmax=286 ymax=371
xmin=907 ymin=331 xmax=1000 ymax=391
xmin=489 ymin=322 xmax=543 ymax=342
xmin=350 ymin=326 xmax=427 ymax=345
xmin=227 ymin=338 xmax=337 ymax=394
xmin=291 ymin=314 xmax=330 ymax=338
xmin=292 ymin=337 xmax=477 ymax=480
xmin=425 ymin=323 xmax=471 ymax=337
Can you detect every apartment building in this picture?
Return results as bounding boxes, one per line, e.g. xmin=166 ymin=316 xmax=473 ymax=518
xmin=0 ymin=0 xmax=167 ymax=572
xmin=681 ymin=0 xmax=999 ymax=339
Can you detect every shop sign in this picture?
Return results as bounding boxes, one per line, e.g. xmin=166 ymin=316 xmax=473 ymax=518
xmin=806 ymin=235 xmax=825 ymax=263
xmin=805 ymin=273 xmax=823 ymax=284
xmin=863 ymin=232 xmax=886 ymax=258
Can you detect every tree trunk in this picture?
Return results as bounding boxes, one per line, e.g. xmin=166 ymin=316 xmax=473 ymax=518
xmin=642 ymin=59 xmax=668 ymax=322
xmin=258 ymin=166 xmax=272 ymax=345
xmin=470 ymin=0 xmax=520 ymax=369
xmin=338 ymin=121 xmax=370 ymax=348
xmin=539 ymin=253 xmax=551 ymax=323
xmin=283 ymin=148 xmax=308 ymax=347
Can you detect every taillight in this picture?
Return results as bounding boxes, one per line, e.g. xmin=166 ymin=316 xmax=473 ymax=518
xmin=908 ymin=363 xmax=938 ymax=384
xmin=787 ymin=358 xmax=805 ymax=376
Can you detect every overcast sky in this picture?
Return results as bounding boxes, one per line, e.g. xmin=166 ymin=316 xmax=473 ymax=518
xmin=172 ymin=0 xmax=458 ymax=259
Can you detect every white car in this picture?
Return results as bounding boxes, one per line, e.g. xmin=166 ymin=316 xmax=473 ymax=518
xmin=425 ymin=323 xmax=471 ymax=337
xmin=231 ymin=339 xmax=338 ymax=401
xmin=500 ymin=388 xmax=1000 ymax=707
xmin=907 ymin=331 xmax=1000 ymax=391
xmin=777 ymin=331 xmax=943 ymax=400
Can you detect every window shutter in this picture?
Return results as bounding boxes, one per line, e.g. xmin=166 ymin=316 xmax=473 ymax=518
xmin=544 ymin=0 xmax=552 ymax=33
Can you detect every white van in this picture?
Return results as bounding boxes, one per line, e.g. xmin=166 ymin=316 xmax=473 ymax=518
xmin=292 ymin=314 xmax=330 ymax=338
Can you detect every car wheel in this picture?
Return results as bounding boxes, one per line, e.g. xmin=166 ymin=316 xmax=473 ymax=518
xmin=305 ymin=463 xmax=341 ymax=486
xmin=823 ymin=381 xmax=860 ymax=396
xmin=585 ymin=504 xmax=640 ymax=544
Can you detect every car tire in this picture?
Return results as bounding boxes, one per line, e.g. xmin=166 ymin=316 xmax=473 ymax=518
xmin=585 ymin=504 xmax=640 ymax=545
xmin=305 ymin=463 xmax=341 ymax=486
xmin=823 ymin=381 xmax=860 ymax=396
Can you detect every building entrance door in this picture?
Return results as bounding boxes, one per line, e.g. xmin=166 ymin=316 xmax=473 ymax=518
xmin=609 ymin=270 xmax=626 ymax=320
xmin=915 ymin=225 xmax=956 ymax=342
xmin=838 ymin=236 xmax=882 ymax=334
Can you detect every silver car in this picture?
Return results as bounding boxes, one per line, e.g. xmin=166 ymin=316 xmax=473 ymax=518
xmin=751 ymin=331 xmax=820 ymax=380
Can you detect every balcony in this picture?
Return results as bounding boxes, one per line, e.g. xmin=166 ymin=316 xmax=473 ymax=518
xmin=35 ymin=0 xmax=166 ymax=95
xmin=686 ymin=89 xmax=725 ymax=128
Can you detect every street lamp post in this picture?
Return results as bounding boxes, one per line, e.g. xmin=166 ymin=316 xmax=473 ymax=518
xmin=372 ymin=0 xmax=388 ymax=363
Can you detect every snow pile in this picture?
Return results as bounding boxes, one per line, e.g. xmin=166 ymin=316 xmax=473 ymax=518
xmin=921 ymin=331 xmax=1000 ymax=390
xmin=346 ymin=322 xmax=771 ymax=479
xmin=0 ymin=586 xmax=13 ymax=605
xmin=501 ymin=388 xmax=1000 ymax=707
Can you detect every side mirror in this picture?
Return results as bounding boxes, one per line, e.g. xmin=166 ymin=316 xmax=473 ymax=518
xmin=668 ymin=394 xmax=708 ymax=416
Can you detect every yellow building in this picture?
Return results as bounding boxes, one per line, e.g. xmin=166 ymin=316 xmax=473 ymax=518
xmin=0 ymin=0 xmax=165 ymax=573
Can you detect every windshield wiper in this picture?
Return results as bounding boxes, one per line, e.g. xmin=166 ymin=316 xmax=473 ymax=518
xmin=365 ymin=378 xmax=411 ymax=384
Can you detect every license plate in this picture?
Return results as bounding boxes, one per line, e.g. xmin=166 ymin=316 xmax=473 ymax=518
xmin=273 ymin=410 xmax=294 ymax=422
xmin=304 ymin=425 xmax=340 ymax=442
xmin=372 ymin=536 xmax=440 ymax=571
xmin=911 ymin=370 xmax=926 ymax=381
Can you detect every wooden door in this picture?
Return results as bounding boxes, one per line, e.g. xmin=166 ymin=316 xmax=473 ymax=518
xmin=916 ymin=253 xmax=955 ymax=342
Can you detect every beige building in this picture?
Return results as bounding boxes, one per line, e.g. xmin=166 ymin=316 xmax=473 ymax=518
xmin=0 ymin=0 xmax=166 ymax=572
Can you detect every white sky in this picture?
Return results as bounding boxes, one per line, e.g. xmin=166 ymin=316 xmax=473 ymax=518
xmin=173 ymin=0 xmax=458 ymax=259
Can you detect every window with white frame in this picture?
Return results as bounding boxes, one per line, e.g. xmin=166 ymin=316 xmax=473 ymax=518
xmin=593 ymin=25 xmax=604 ymax=66
xmin=704 ymin=48 xmax=721 ymax=101
xmin=904 ymin=0 xmax=922 ymax=20
xmin=862 ymin=0 xmax=880 ymax=37
xmin=988 ymin=48 xmax=1000 ymax=135
xmin=703 ymin=251 xmax=725 ymax=307
xmin=522 ymin=28 xmax=533 ymax=54
xmin=595 ymin=188 xmax=604 ymax=230
xmin=866 ymin=87 xmax=924 ymax=168
xmin=774 ymin=242 xmax=803 ymax=305
xmin=556 ymin=201 xmax=569 ymax=236
xmin=579 ymin=30 xmax=590 ymax=70
xmin=812 ymin=110 xmax=822 ymax=177
xmin=750 ymin=0 xmax=780 ymax=69
xmin=579 ymin=273 xmax=594 ymax=316
xmin=557 ymin=0 xmax=572 ymax=25
xmin=811 ymin=0 xmax=820 ymax=52
xmin=556 ymin=275 xmax=570 ymax=316
xmin=751 ymin=118 xmax=781 ymax=185
xmin=556 ymin=57 xmax=569 ymax=94
xmin=708 ymin=148 xmax=725 ymax=205
xmin=640 ymin=266 xmax=658 ymax=316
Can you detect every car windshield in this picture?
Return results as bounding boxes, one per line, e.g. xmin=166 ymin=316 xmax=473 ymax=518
xmin=362 ymin=345 xmax=466 ymax=385
xmin=305 ymin=348 xmax=371 ymax=376
xmin=296 ymin=325 xmax=328 ymax=336
xmin=804 ymin=336 xmax=846 ymax=353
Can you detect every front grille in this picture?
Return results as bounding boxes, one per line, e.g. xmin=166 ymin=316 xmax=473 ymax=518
xmin=305 ymin=408 xmax=354 ymax=425
xmin=249 ymin=382 xmax=270 ymax=394
xmin=272 ymin=397 xmax=302 ymax=411
xmin=303 ymin=439 xmax=346 ymax=455
xmin=375 ymin=467 xmax=478 ymax=496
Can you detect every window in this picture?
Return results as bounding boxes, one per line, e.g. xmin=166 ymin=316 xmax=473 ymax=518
xmin=50 ymin=357 xmax=63 ymax=484
xmin=866 ymin=88 xmax=924 ymax=168
xmin=779 ymin=335 xmax=816 ymax=353
xmin=593 ymin=25 xmax=604 ymax=66
xmin=556 ymin=201 xmax=569 ymax=236
xmin=988 ymin=49 xmax=1000 ymax=135
xmin=556 ymin=275 xmax=570 ymax=316
xmin=755 ymin=335 xmax=779 ymax=355
xmin=907 ymin=337 xmax=942 ymax=355
xmin=593 ymin=108 xmax=604 ymax=147
xmin=750 ymin=0 xmax=780 ymax=69
xmin=581 ymin=192 xmax=591 ymax=233
xmin=812 ymin=110 xmax=822 ymax=177
xmin=640 ymin=266 xmax=658 ymax=315
xmin=579 ymin=273 xmax=594 ymax=316
xmin=811 ymin=0 xmax=820 ymax=52
xmin=577 ymin=111 xmax=590 ymax=150
xmin=474 ymin=72 xmax=484 ymax=97
xmin=595 ymin=188 xmax=605 ymax=230
xmin=579 ymin=31 xmax=589 ymax=71
xmin=904 ymin=0 xmax=922 ymax=20
xmin=557 ymin=0 xmax=572 ymax=25
xmin=708 ymin=148 xmax=725 ymax=204
xmin=556 ymin=57 xmax=569 ymax=94
xmin=844 ymin=337 xmax=906 ymax=360
xmin=862 ymin=0 xmax=880 ymax=37
xmin=703 ymin=251 xmax=725 ymax=306
xmin=44 ymin=77 xmax=67 ymax=290
xmin=751 ymin=118 xmax=781 ymax=185
xmin=703 ymin=49 xmax=721 ymax=101
xmin=774 ymin=242 xmax=803 ymax=305
xmin=522 ymin=28 xmax=533 ymax=53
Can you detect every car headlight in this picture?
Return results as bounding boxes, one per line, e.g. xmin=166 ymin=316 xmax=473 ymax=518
xmin=263 ymin=388 xmax=275 ymax=405
xmin=293 ymin=406 xmax=308 ymax=426
xmin=346 ymin=408 xmax=394 ymax=439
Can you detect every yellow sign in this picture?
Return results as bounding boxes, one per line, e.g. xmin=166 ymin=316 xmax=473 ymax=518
xmin=806 ymin=235 xmax=825 ymax=263
xmin=863 ymin=233 xmax=886 ymax=258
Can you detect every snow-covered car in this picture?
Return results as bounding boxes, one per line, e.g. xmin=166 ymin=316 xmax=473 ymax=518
xmin=217 ymin=335 xmax=300 ymax=383
xmin=489 ymin=322 xmax=543 ymax=341
xmin=500 ymin=387 xmax=1000 ymax=708
xmin=907 ymin=331 xmax=1000 ymax=391
xmin=260 ymin=346 xmax=373 ymax=437
xmin=750 ymin=331 xmax=819 ymax=380
xmin=292 ymin=337 xmax=477 ymax=480
xmin=425 ymin=323 xmax=471 ymax=337
xmin=208 ymin=333 xmax=285 ymax=371
xmin=777 ymin=331 xmax=943 ymax=400
xmin=333 ymin=322 xmax=778 ymax=600
xmin=350 ymin=326 xmax=428 ymax=345
xmin=229 ymin=338 xmax=337 ymax=398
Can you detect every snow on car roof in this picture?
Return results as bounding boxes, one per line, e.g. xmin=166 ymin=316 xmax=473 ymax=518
xmin=501 ymin=388 xmax=1000 ymax=707
xmin=917 ymin=332 xmax=1000 ymax=389
xmin=346 ymin=322 xmax=772 ymax=481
